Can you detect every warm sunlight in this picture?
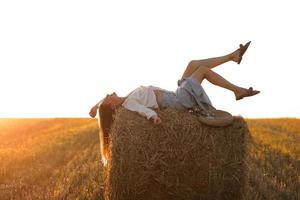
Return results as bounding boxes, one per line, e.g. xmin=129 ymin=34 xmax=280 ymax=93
xmin=1 ymin=2 xmax=300 ymax=199
xmin=0 ymin=0 xmax=299 ymax=118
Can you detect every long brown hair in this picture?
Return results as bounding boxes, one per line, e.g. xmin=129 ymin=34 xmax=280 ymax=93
xmin=98 ymin=103 xmax=115 ymax=164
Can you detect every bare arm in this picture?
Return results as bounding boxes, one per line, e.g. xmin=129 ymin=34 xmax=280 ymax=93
xmin=89 ymin=99 xmax=102 ymax=118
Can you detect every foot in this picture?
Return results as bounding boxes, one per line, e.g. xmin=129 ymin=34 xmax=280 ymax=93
xmin=231 ymin=49 xmax=240 ymax=63
xmin=235 ymin=87 xmax=260 ymax=100
xmin=231 ymin=41 xmax=251 ymax=64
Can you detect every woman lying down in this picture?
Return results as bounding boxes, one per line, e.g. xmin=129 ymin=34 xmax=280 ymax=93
xmin=89 ymin=42 xmax=259 ymax=163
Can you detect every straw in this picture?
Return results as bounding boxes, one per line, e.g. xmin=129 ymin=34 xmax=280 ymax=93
xmin=104 ymin=107 xmax=248 ymax=200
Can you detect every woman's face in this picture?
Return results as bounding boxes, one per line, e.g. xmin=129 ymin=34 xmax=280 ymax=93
xmin=103 ymin=92 xmax=119 ymax=109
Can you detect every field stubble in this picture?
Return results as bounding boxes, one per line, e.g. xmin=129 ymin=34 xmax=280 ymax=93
xmin=0 ymin=118 xmax=299 ymax=199
xmin=0 ymin=118 xmax=104 ymax=200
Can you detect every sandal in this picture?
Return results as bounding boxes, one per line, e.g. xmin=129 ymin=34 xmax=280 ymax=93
xmin=237 ymin=41 xmax=251 ymax=64
xmin=236 ymin=87 xmax=260 ymax=100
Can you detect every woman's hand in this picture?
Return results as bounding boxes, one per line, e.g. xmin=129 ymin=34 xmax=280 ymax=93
xmin=152 ymin=115 xmax=161 ymax=125
xmin=89 ymin=106 xmax=98 ymax=118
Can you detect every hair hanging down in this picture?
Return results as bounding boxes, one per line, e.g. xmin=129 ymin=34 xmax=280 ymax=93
xmin=98 ymin=103 xmax=115 ymax=165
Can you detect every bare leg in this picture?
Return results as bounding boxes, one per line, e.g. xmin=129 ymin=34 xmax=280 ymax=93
xmin=190 ymin=66 xmax=250 ymax=99
xmin=181 ymin=50 xmax=240 ymax=79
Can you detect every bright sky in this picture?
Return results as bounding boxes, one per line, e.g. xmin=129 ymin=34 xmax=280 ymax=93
xmin=0 ymin=0 xmax=299 ymax=118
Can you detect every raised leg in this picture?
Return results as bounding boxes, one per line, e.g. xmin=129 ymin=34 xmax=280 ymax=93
xmin=181 ymin=49 xmax=241 ymax=79
xmin=190 ymin=66 xmax=252 ymax=100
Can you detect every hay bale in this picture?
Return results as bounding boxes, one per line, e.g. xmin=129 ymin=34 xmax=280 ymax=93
xmin=104 ymin=107 xmax=248 ymax=200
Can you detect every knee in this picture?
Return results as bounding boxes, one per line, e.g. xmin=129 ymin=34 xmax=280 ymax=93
xmin=188 ymin=60 xmax=196 ymax=65
xmin=187 ymin=60 xmax=209 ymax=71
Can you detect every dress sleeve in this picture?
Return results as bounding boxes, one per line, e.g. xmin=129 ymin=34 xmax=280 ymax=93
xmin=122 ymin=98 xmax=158 ymax=120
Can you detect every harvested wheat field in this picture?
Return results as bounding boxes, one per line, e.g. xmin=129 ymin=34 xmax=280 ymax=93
xmin=0 ymin=118 xmax=104 ymax=200
xmin=105 ymin=107 xmax=249 ymax=200
xmin=1 ymin=117 xmax=299 ymax=199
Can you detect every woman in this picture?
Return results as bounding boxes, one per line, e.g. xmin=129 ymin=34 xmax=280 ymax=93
xmin=89 ymin=41 xmax=260 ymax=164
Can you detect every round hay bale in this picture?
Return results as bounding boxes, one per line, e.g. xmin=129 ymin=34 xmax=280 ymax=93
xmin=104 ymin=107 xmax=248 ymax=200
